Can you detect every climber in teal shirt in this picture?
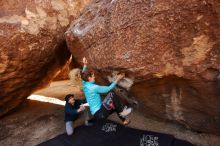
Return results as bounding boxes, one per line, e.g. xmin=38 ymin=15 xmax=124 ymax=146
xmin=81 ymin=57 xmax=132 ymax=125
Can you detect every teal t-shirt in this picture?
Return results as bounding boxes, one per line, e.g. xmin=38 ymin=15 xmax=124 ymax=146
xmin=82 ymin=66 xmax=117 ymax=115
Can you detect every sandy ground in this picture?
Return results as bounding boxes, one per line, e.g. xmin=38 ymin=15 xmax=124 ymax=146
xmin=0 ymin=80 xmax=220 ymax=146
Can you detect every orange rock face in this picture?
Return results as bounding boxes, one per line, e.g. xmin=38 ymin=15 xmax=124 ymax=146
xmin=53 ymin=58 xmax=73 ymax=81
xmin=66 ymin=0 xmax=220 ymax=80
xmin=130 ymin=76 xmax=220 ymax=135
xmin=65 ymin=0 xmax=220 ymax=135
xmin=0 ymin=0 xmax=91 ymax=117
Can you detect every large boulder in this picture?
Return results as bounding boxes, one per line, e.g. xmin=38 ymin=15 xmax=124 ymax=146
xmin=65 ymin=0 xmax=220 ymax=135
xmin=0 ymin=0 xmax=91 ymax=117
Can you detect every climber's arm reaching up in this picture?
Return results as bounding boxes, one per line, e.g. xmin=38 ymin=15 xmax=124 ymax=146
xmin=82 ymin=57 xmax=87 ymax=73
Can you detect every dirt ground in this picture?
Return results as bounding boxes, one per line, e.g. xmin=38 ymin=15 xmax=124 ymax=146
xmin=0 ymin=80 xmax=220 ymax=146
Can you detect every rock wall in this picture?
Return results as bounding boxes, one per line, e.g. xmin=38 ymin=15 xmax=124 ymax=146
xmin=130 ymin=76 xmax=220 ymax=135
xmin=65 ymin=0 xmax=220 ymax=135
xmin=66 ymin=0 xmax=220 ymax=80
xmin=0 ymin=0 xmax=91 ymax=117
xmin=53 ymin=57 xmax=73 ymax=81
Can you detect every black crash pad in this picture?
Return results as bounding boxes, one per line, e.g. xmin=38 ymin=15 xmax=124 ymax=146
xmin=38 ymin=120 xmax=194 ymax=146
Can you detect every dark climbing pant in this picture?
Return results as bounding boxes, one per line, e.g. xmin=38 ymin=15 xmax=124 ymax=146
xmin=94 ymin=92 xmax=126 ymax=122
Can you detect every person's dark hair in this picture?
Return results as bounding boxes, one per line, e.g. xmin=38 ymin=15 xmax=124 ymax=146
xmin=65 ymin=94 xmax=74 ymax=102
xmin=81 ymin=70 xmax=94 ymax=81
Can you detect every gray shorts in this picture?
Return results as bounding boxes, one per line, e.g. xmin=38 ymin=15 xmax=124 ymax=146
xmin=66 ymin=121 xmax=74 ymax=135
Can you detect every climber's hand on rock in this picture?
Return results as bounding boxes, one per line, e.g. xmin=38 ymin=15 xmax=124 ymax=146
xmin=115 ymin=73 xmax=125 ymax=82
xmin=83 ymin=57 xmax=88 ymax=65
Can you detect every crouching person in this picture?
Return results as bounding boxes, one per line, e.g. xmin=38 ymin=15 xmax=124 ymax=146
xmin=64 ymin=94 xmax=91 ymax=136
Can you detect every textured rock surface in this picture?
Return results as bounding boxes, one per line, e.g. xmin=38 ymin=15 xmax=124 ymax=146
xmin=0 ymin=0 xmax=91 ymax=117
xmin=53 ymin=57 xmax=74 ymax=81
xmin=65 ymin=0 xmax=220 ymax=135
xmin=130 ymin=76 xmax=220 ymax=135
